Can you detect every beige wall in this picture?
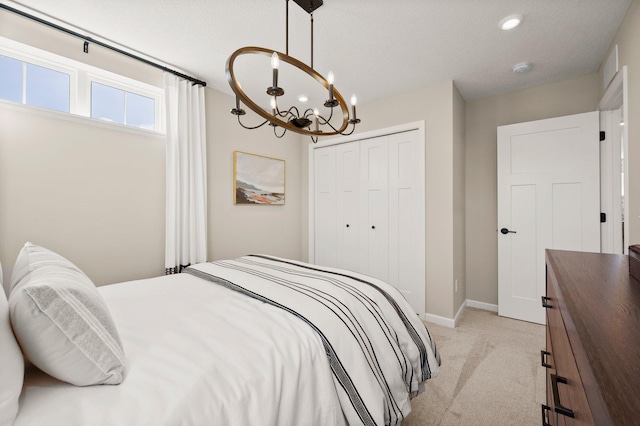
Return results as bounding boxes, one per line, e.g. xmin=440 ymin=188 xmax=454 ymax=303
xmin=0 ymin=105 xmax=166 ymax=287
xmin=206 ymin=89 xmax=302 ymax=261
xmin=601 ymin=0 xmax=640 ymax=246
xmin=0 ymin=10 xmax=304 ymax=287
xmin=0 ymin=10 xmax=167 ymax=287
xmin=301 ymin=80 xmax=464 ymax=319
xmin=465 ymin=73 xmax=599 ymax=305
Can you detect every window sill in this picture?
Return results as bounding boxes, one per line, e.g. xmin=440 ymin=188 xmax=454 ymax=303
xmin=0 ymin=98 xmax=166 ymax=139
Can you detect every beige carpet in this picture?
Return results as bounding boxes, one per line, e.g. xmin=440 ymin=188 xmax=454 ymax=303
xmin=403 ymin=308 xmax=546 ymax=425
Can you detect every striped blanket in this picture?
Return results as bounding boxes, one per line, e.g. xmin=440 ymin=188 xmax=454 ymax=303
xmin=186 ymin=255 xmax=440 ymax=426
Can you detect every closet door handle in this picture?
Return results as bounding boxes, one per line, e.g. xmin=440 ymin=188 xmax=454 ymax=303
xmin=346 ymin=224 xmax=350 ymax=228
xmin=551 ymin=374 xmax=575 ymax=418
xmin=371 ymin=225 xmax=376 ymax=229
xmin=540 ymin=350 xmax=552 ymax=368
xmin=541 ymin=296 xmax=552 ymax=308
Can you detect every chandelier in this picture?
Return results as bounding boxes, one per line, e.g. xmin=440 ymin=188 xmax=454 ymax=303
xmin=226 ymin=0 xmax=360 ymax=143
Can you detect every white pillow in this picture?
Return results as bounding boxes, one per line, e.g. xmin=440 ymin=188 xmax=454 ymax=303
xmin=9 ymin=242 xmax=125 ymax=386
xmin=0 ymin=273 xmax=24 ymax=426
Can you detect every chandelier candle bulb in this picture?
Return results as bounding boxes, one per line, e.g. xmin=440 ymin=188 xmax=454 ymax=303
xmin=271 ymin=52 xmax=279 ymax=88
xmin=314 ymin=108 xmax=320 ymax=132
xmin=351 ymin=95 xmax=357 ymax=120
xmin=270 ymin=97 xmax=277 ymax=115
xmin=327 ymin=71 xmax=335 ymax=101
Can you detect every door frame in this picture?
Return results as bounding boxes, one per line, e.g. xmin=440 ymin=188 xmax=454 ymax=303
xmin=598 ymin=66 xmax=629 ymax=254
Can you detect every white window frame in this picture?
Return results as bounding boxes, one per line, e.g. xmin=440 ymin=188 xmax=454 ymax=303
xmin=0 ymin=36 xmax=164 ymax=133
xmin=85 ymin=72 xmax=163 ymax=131
xmin=0 ymin=41 xmax=78 ymax=113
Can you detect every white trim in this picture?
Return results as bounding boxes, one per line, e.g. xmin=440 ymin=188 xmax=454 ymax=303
xmin=622 ymin=66 xmax=630 ymax=254
xmin=424 ymin=313 xmax=456 ymax=328
xmin=424 ymin=299 xmax=498 ymax=329
xmin=453 ymin=300 xmax=467 ymax=326
xmin=466 ymin=299 xmax=499 ymax=312
xmin=425 ymin=302 xmax=466 ymax=329
xmin=0 ymin=98 xmax=166 ymax=139
xmin=311 ymin=121 xmax=426 ymax=149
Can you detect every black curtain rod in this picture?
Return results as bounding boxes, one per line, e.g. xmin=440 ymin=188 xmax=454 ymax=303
xmin=0 ymin=3 xmax=207 ymax=87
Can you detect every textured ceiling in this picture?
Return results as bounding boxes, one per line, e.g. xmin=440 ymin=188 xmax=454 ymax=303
xmin=6 ymin=0 xmax=632 ymax=104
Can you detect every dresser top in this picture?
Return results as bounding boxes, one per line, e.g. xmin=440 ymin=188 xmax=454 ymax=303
xmin=546 ymin=249 xmax=640 ymax=424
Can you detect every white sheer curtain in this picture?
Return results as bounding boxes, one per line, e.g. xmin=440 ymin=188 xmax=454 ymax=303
xmin=164 ymin=73 xmax=207 ymax=274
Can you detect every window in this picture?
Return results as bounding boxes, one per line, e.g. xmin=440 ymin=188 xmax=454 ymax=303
xmin=0 ymin=55 xmax=22 ymax=102
xmin=0 ymin=54 xmax=71 ymax=112
xmin=91 ymin=82 xmax=155 ymax=129
xmin=0 ymin=39 xmax=163 ymax=132
xmin=26 ymin=63 xmax=70 ymax=112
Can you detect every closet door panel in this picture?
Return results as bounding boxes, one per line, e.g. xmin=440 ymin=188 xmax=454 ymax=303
xmin=388 ymin=130 xmax=424 ymax=316
xmin=335 ymin=143 xmax=361 ymax=272
xmin=360 ymin=136 xmax=389 ymax=282
xmin=314 ymin=146 xmax=337 ymax=267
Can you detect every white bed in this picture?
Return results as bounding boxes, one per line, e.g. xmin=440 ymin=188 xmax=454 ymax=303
xmin=2 ymin=246 xmax=440 ymax=426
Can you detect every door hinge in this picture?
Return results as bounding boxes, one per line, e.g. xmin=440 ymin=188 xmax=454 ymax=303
xmin=601 ymin=212 xmax=607 ymax=223
xmin=600 ymin=131 xmax=606 ymax=141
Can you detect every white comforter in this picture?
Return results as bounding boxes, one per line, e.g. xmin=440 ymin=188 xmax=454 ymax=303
xmin=14 ymin=255 xmax=439 ymax=426
xmin=14 ymin=271 xmax=346 ymax=426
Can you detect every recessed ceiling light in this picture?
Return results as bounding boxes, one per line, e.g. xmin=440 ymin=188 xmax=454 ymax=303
xmin=512 ymin=62 xmax=532 ymax=73
xmin=500 ymin=14 xmax=523 ymax=31
xmin=298 ymin=95 xmax=308 ymax=102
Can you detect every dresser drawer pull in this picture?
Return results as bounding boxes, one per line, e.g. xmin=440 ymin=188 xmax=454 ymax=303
xmin=540 ymin=350 xmax=552 ymax=368
xmin=541 ymin=404 xmax=551 ymax=426
xmin=541 ymin=296 xmax=552 ymax=308
xmin=551 ymin=374 xmax=575 ymax=418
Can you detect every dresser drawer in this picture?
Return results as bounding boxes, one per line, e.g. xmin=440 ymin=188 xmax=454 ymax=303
xmin=545 ymin=271 xmax=595 ymax=425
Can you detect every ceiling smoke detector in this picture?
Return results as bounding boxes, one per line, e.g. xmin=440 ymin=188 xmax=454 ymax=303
xmin=512 ymin=62 xmax=532 ymax=73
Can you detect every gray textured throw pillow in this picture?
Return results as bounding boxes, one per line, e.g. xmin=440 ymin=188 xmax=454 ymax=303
xmin=9 ymin=242 xmax=125 ymax=386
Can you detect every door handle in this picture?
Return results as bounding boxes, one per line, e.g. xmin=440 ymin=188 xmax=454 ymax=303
xmin=540 ymin=350 xmax=552 ymax=368
xmin=541 ymin=296 xmax=552 ymax=308
xmin=500 ymin=228 xmax=516 ymax=234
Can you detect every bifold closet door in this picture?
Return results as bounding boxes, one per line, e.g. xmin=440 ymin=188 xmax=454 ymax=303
xmin=359 ymin=136 xmax=390 ymax=282
xmin=335 ymin=142 xmax=361 ymax=272
xmin=313 ymin=146 xmax=337 ymax=268
xmin=388 ymin=130 xmax=424 ymax=316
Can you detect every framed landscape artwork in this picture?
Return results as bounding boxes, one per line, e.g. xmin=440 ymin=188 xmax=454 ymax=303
xmin=233 ymin=151 xmax=285 ymax=205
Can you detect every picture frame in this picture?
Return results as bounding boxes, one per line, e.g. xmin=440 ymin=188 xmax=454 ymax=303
xmin=233 ymin=151 xmax=286 ymax=205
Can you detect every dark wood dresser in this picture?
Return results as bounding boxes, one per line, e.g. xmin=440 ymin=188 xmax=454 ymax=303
xmin=543 ymin=249 xmax=640 ymax=425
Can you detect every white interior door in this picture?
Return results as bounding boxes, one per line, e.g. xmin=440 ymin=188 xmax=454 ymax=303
xmin=360 ymin=136 xmax=389 ymax=282
xmin=498 ymin=111 xmax=600 ymax=324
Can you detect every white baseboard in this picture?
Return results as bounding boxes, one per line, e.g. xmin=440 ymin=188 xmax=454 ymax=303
xmin=466 ymin=299 xmax=498 ymax=312
xmin=424 ymin=312 xmax=456 ymax=328
xmin=424 ymin=299 xmax=498 ymax=328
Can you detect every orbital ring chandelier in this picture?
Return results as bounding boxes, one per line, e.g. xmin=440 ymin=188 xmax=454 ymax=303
xmin=226 ymin=0 xmax=361 ymax=143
